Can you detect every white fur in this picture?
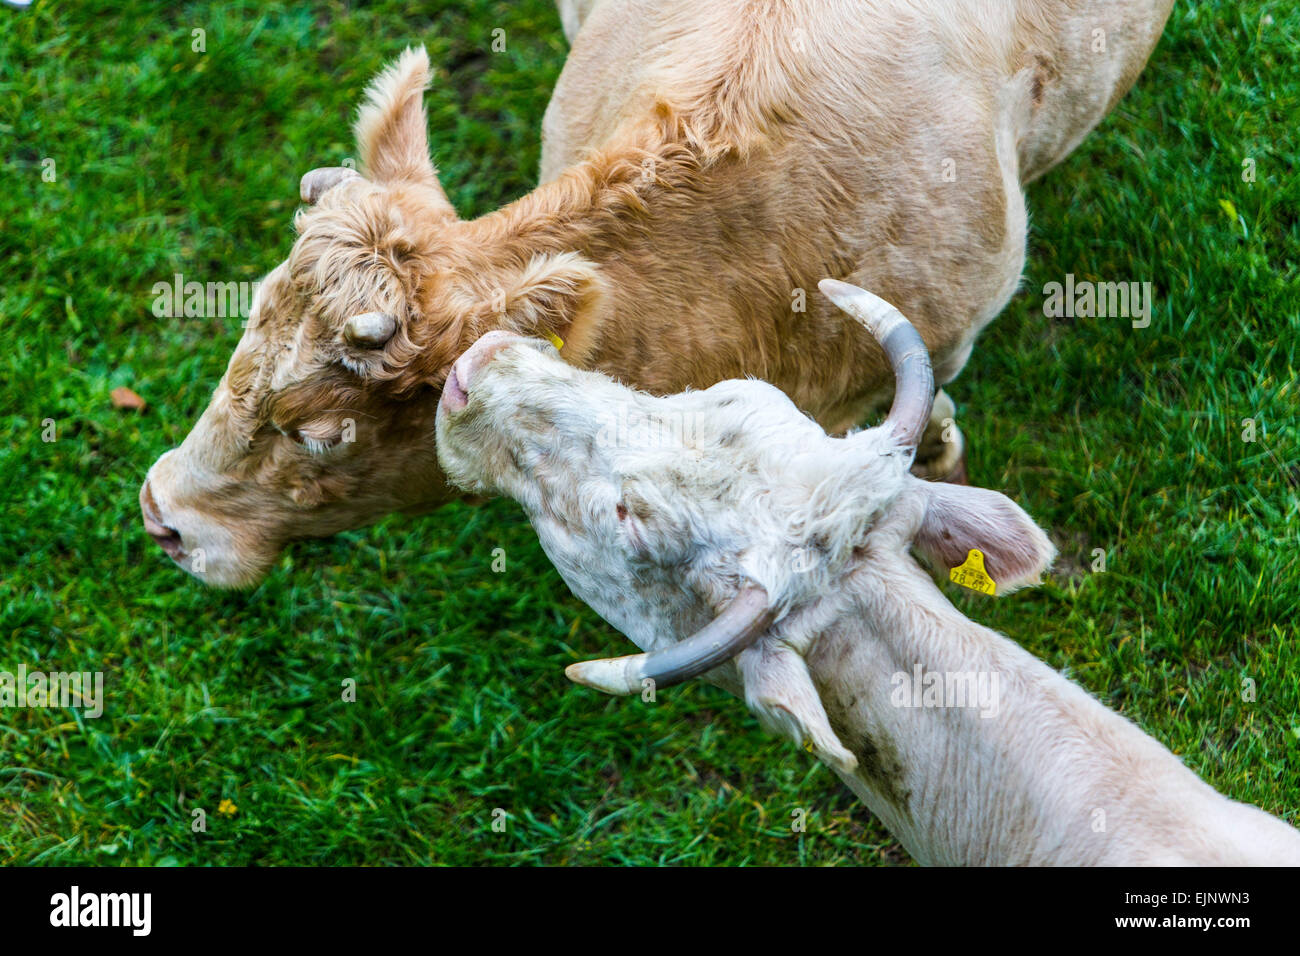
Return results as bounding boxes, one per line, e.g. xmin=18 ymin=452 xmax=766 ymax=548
xmin=437 ymin=335 xmax=1300 ymax=866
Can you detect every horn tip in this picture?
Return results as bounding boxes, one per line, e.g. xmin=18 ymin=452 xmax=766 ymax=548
xmin=565 ymin=660 xmax=638 ymax=696
xmin=819 ymin=278 xmax=895 ymax=316
xmin=817 ymin=278 xmax=856 ymax=300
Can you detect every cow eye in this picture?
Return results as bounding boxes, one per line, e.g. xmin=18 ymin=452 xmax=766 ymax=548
xmin=295 ymin=430 xmax=341 ymax=454
xmin=277 ymin=423 xmax=341 ymax=454
xmin=615 ymin=501 xmax=652 ymax=557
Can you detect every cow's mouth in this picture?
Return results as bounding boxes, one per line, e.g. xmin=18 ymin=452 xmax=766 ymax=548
xmin=439 ymin=330 xmax=526 ymax=417
xmin=139 ymin=479 xmax=187 ymax=563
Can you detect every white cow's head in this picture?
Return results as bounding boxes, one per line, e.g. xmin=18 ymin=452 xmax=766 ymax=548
xmin=436 ymin=281 xmax=1055 ymax=708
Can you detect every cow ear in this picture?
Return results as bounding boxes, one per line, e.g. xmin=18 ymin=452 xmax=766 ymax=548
xmin=354 ymin=46 xmax=456 ymax=217
xmin=910 ymin=480 xmax=1055 ymax=595
xmin=484 ymin=253 xmax=605 ymax=347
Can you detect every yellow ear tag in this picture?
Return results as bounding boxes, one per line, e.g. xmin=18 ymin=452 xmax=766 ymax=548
xmin=543 ymin=330 xmax=564 ymax=351
xmin=950 ymin=549 xmax=996 ymax=596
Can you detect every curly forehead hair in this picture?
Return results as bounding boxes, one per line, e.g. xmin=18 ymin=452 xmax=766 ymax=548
xmin=287 ymin=182 xmax=429 ymax=319
xmin=274 ymin=184 xmax=466 ymax=396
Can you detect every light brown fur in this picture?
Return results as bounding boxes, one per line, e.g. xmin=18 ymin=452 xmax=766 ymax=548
xmin=142 ymin=1 xmax=1174 ymax=586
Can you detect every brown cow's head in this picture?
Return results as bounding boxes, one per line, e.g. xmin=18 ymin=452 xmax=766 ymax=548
xmin=140 ymin=47 xmax=602 ymax=586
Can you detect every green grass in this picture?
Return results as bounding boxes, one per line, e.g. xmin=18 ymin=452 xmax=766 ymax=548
xmin=0 ymin=0 xmax=1295 ymax=866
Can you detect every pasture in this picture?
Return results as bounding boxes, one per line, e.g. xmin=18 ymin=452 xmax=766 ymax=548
xmin=1 ymin=0 xmax=1296 ymax=865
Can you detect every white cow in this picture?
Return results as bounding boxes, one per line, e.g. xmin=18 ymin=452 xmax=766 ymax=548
xmin=435 ymin=281 xmax=1300 ymax=866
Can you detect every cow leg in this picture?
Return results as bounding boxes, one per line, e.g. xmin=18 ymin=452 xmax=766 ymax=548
xmin=910 ymin=388 xmax=967 ymax=484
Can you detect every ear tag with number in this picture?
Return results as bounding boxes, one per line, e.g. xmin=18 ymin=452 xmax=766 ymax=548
xmin=543 ymin=330 xmax=564 ymax=351
xmin=950 ymin=548 xmax=996 ymax=596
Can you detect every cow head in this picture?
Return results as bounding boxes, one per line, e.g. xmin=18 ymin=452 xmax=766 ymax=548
xmin=141 ymin=47 xmax=602 ymax=586
xmin=435 ymin=282 xmax=1055 ymax=699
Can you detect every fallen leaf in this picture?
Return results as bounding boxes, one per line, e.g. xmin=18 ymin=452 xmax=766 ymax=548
xmin=110 ymin=386 xmax=146 ymax=411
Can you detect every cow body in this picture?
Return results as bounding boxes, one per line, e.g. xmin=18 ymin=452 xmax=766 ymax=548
xmin=142 ymin=0 xmax=1174 ymax=585
xmin=540 ymin=0 xmax=1173 ymax=435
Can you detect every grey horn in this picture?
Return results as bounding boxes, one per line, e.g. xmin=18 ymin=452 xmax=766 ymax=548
xmin=300 ymin=166 xmax=361 ymax=205
xmin=565 ymin=584 xmax=774 ymax=695
xmin=343 ymin=311 xmax=398 ymax=348
xmin=819 ymin=278 xmax=935 ymax=452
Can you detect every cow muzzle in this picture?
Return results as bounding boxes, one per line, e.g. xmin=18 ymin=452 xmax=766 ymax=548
xmin=137 ymin=449 xmax=265 ymax=587
xmin=439 ymin=330 xmax=524 ymax=414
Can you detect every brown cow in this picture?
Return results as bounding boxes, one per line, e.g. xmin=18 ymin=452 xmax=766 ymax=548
xmin=141 ymin=0 xmax=1175 ymax=586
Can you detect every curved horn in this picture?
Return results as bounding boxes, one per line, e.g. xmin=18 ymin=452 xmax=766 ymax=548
xmin=818 ymin=279 xmax=935 ymax=451
xmin=300 ymin=166 xmax=361 ymax=204
xmin=343 ymin=311 xmax=397 ymax=348
xmin=565 ymin=584 xmax=774 ymax=696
